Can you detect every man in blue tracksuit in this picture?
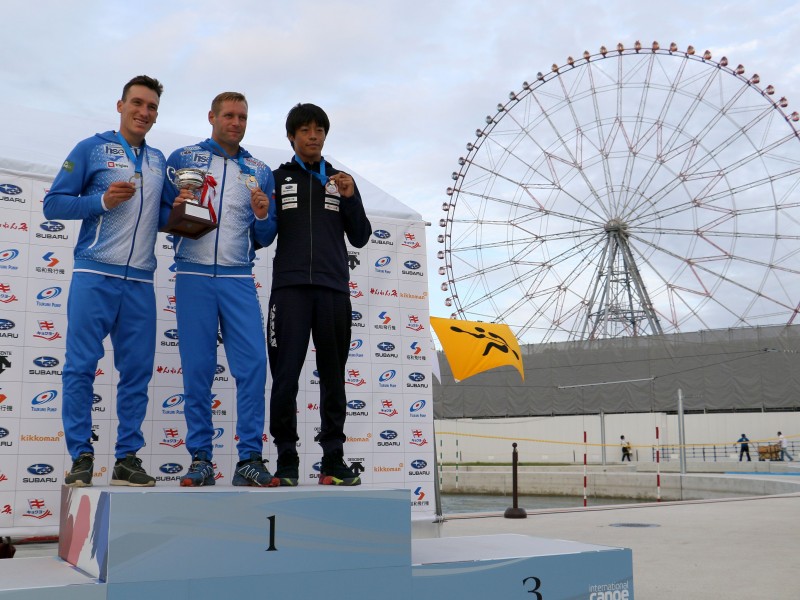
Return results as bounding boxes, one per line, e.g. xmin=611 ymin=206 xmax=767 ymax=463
xmin=43 ymin=75 xmax=166 ymax=487
xmin=268 ymin=103 xmax=372 ymax=486
xmin=161 ymin=91 xmax=278 ymax=487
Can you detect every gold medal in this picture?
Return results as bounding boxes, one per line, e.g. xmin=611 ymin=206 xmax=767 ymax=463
xmin=245 ymin=175 xmax=258 ymax=190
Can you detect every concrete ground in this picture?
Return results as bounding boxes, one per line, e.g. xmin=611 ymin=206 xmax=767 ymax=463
xmin=420 ymin=491 xmax=800 ymax=599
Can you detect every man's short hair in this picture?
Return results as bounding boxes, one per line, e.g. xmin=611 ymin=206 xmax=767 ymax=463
xmin=122 ymin=75 xmax=163 ymax=100
xmin=286 ymin=103 xmax=330 ymax=137
xmin=211 ymin=92 xmax=248 ymax=114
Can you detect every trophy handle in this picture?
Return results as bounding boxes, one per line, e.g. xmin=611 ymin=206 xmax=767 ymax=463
xmin=166 ymin=166 xmax=179 ymax=188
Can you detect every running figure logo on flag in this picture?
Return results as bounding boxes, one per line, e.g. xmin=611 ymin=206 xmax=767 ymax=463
xmin=430 ymin=317 xmax=524 ymax=382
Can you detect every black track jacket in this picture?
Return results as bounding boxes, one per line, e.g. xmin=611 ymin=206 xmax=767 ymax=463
xmin=271 ymin=158 xmax=372 ymax=293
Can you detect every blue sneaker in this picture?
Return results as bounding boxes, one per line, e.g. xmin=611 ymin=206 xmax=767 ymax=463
xmin=232 ymin=453 xmax=278 ymax=487
xmin=180 ymin=451 xmax=216 ymax=487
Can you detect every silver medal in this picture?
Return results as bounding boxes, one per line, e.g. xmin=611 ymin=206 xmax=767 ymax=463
xmin=325 ymin=179 xmax=338 ymax=194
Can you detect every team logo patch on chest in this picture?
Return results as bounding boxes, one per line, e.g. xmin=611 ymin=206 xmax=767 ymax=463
xmin=324 ymin=197 xmax=340 ymax=212
xmin=281 ymin=183 xmax=298 ymax=195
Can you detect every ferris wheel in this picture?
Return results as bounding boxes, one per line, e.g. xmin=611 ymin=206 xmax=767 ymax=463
xmin=439 ymin=41 xmax=800 ymax=345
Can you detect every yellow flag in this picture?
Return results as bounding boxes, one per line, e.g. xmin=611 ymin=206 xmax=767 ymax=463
xmin=430 ymin=317 xmax=524 ymax=382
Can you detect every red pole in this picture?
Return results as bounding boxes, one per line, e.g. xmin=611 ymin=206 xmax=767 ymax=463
xmin=656 ymin=426 xmax=661 ymax=503
xmin=583 ymin=430 xmax=588 ymax=507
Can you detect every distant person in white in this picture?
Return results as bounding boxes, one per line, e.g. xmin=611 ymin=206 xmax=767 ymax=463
xmin=778 ymin=432 xmax=794 ymax=461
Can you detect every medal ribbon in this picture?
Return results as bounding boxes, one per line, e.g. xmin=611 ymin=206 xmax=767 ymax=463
xmin=293 ymin=154 xmax=328 ymax=187
xmin=115 ymin=131 xmax=144 ymax=177
xmin=207 ymin=138 xmax=254 ymax=176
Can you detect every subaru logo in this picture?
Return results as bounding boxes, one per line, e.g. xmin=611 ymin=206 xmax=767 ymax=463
xmin=377 ymin=342 xmax=395 ymax=352
xmin=312 ymin=369 xmax=320 ymax=378
xmin=410 ymin=399 xmax=427 ymax=413
xmin=408 ymin=372 xmax=426 ymax=382
xmin=347 ymin=399 xmax=366 ymax=410
xmin=0 ymin=319 xmax=14 ymax=330
xmin=411 ymin=460 xmax=428 ymax=470
xmin=0 ymin=428 xmax=8 ymax=438
xmin=350 ymin=339 xmax=363 ymax=350
xmin=0 ymin=184 xmax=22 ymax=195
xmin=163 ymin=329 xmax=179 ymax=340
xmin=0 ymin=249 xmax=19 ymax=262
xmin=160 ymin=463 xmax=183 ymax=474
xmin=212 ymin=428 xmax=224 ymax=440
xmin=92 ymin=394 xmax=102 ymax=404
xmin=374 ymin=256 xmax=391 ymax=268
xmin=162 ymin=394 xmax=184 ymax=408
xmin=36 ymin=286 xmax=62 ymax=300
xmin=27 ymin=464 xmax=54 ymax=475
xmin=215 ymin=364 xmax=226 ymax=374
xmin=373 ymin=229 xmax=391 ymax=239
xmin=379 ymin=370 xmax=396 ymax=382
xmin=31 ymin=390 xmax=58 ymax=405
xmin=351 ymin=311 xmax=363 ymax=321
xmin=404 ymin=260 xmax=421 ymax=270
xmin=39 ymin=221 xmax=65 ymax=232
xmin=33 ymin=356 xmax=59 ymax=368
xmin=312 ymin=461 xmax=322 ymax=472
xmin=380 ymin=430 xmax=398 ymax=440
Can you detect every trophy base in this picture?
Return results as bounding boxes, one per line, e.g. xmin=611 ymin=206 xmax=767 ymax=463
xmin=160 ymin=201 xmax=217 ymax=240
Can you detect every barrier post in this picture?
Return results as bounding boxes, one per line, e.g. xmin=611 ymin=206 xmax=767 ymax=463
xmin=504 ymin=443 xmax=527 ymax=519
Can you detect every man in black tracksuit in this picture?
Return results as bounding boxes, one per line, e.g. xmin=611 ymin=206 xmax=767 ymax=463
xmin=268 ymin=103 xmax=372 ymax=486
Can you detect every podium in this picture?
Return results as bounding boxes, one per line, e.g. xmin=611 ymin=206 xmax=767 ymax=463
xmin=0 ymin=486 xmax=634 ymax=599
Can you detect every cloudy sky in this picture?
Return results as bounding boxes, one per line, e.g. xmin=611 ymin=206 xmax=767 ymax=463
xmin=4 ymin=0 xmax=800 ymax=321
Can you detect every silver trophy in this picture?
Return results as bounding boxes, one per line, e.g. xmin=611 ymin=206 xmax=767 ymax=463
xmin=160 ymin=167 xmax=218 ymax=239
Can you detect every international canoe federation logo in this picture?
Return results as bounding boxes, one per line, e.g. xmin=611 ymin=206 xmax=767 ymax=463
xmin=33 ymin=356 xmax=59 ymax=368
xmin=379 ymin=430 xmax=398 ymax=441
xmin=0 ymin=184 xmax=22 ymax=195
xmin=408 ymin=372 xmax=426 ymax=383
xmin=0 ymin=318 xmax=14 ymax=330
xmin=350 ymin=339 xmax=363 ymax=350
xmin=403 ymin=260 xmax=421 ymax=270
xmin=39 ymin=221 xmax=65 ymax=232
xmin=410 ymin=399 xmax=427 ymax=413
xmin=378 ymin=369 xmax=397 ymax=382
xmin=36 ymin=287 xmax=62 ymax=301
xmin=162 ymin=394 xmax=184 ymax=409
xmin=160 ymin=463 xmax=183 ymax=474
xmin=27 ymin=464 xmax=54 ymax=475
xmin=31 ymin=390 xmax=58 ymax=405
xmin=0 ymin=249 xmax=19 ymax=262
xmin=373 ymin=229 xmax=391 ymax=240
xmin=347 ymin=399 xmax=366 ymax=410
xmin=374 ymin=256 xmax=391 ymax=268
xmin=377 ymin=341 xmax=395 ymax=352
xmin=411 ymin=459 xmax=427 ymax=470
xmin=163 ymin=329 xmax=179 ymax=340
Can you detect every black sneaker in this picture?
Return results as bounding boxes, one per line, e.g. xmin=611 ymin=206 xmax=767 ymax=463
xmin=65 ymin=453 xmax=94 ymax=487
xmin=274 ymin=450 xmax=299 ymax=487
xmin=232 ymin=453 xmax=279 ymax=487
xmin=319 ymin=449 xmax=361 ymax=486
xmin=111 ymin=453 xmax=156 ymax=487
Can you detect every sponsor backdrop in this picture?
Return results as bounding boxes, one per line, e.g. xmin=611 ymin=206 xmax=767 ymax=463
xmin=0 ymin=170 xmax=435 ymax=536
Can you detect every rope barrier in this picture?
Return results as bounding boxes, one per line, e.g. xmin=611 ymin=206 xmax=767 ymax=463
xmin=436 ymin=430 xmax=797 ymax=449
